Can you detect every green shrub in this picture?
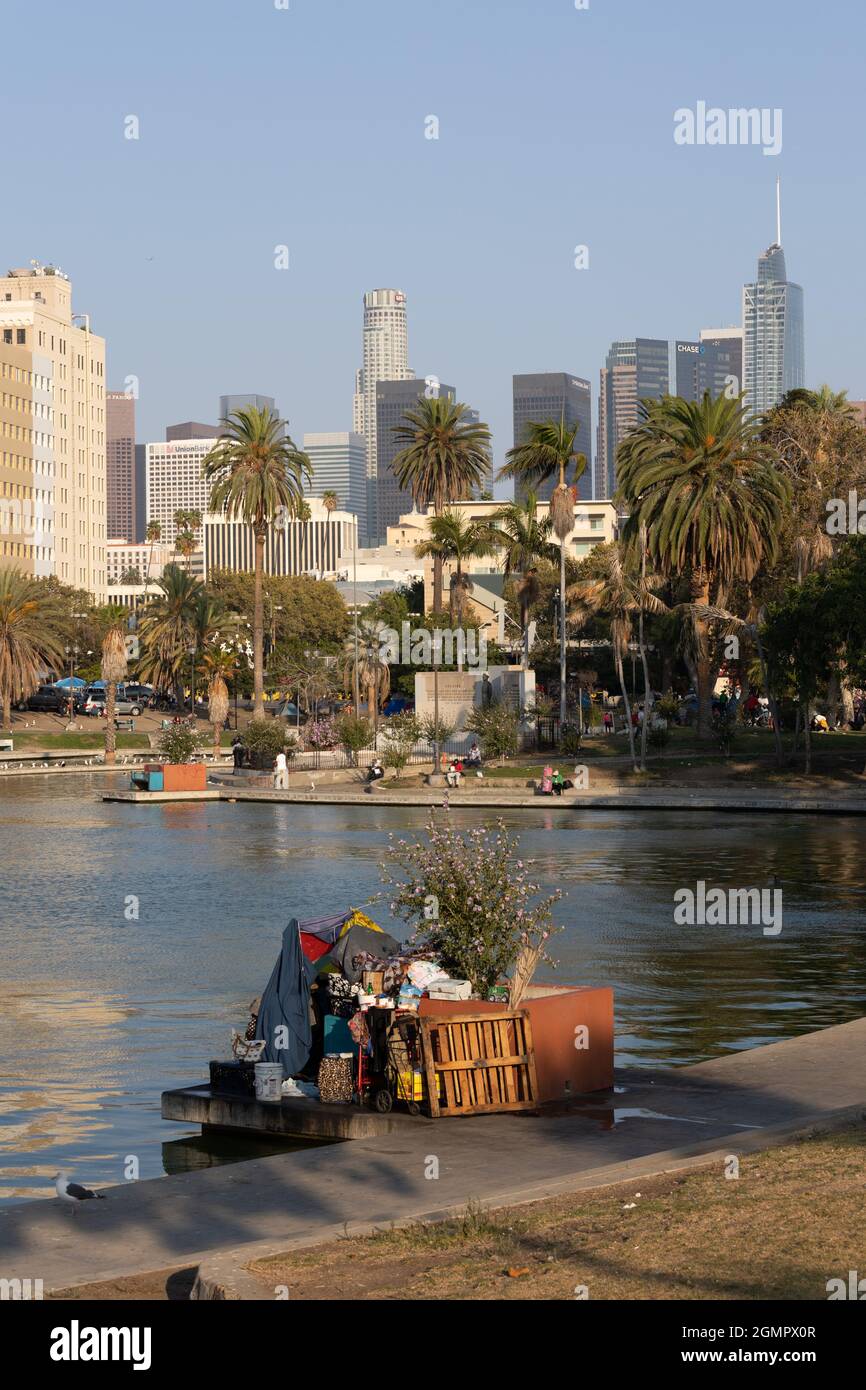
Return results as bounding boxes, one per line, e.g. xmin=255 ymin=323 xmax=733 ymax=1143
xmin=560 ymin=724 xmax=582 ymax=756
xmin=337 ymin=712 xmax=373 ymax=766
xmin=243 ymin=718 xmax=297 ymax=769
xmin=465 ymin=697 xmax=521 ymax=762
xmin=157 ymin=725 xmax=205 ymax=765
xmin=647 ymin=724 xmax=670 ymax=751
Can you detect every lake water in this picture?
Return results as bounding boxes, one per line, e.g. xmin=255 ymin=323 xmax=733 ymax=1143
xmin=1 ymin=774 xmax=864 ymax=1204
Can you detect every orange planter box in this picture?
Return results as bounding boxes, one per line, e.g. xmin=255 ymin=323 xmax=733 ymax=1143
xmin=145 ymin=762 xmax=207 ymax=792
xmin=418 ymin=983 xmax=613 ymax=1101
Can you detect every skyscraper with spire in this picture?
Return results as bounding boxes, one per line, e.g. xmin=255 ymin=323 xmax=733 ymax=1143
xmin=742 ymin=179 xmax=805 ymax=413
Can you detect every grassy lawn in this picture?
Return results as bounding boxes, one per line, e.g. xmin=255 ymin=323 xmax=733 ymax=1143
xmin=9 ymin=732 xmax=151 ymax=750
xmin=245 ymin=1122 xmax=866 ymax=1301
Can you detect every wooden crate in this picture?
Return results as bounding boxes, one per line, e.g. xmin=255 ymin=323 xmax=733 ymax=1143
xmin=418 ymin=1010 xmax=539 ymax=1117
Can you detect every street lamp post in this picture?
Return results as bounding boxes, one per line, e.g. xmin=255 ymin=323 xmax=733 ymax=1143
xmin=64 ymin=643 xmax=79 ymax=728
xmin=188 ymin=642 xmax=197 ymax=720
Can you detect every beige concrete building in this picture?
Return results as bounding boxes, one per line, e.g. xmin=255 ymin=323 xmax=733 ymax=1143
xmin=0 ymin=336 xmax=54 ymax=576
xmin=383 ymin=498 xmax=618 ymax=617
xmin=106 ymin=538 xmax=176 ymax=587
xmin=0 ymin=264 xmax=106 ymax=596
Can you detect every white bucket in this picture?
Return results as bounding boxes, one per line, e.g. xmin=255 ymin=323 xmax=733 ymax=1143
xmin=254 ymin=1062 xmax=284 ymax=1104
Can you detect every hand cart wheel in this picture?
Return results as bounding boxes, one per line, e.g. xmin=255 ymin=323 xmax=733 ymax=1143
xmin=373 ymin=1086 xmax=393 ymax=1113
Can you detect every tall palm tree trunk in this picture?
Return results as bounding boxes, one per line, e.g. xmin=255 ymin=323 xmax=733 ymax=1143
xmin=691 ymin=571 xmax=713 ymax=737
xmin=616 ymin=650 xmax=638 ymax=772
xmin=105 ymin=683 xmax=117 ymax=766
xmin=433 ymin=555 xmax=444 ymax=615
xmin=253 ymin=527 xmax=266 ymax=719
xmin=638 ymin=526 xmax=651 ymax=772
xmin=559 ymin=541 xmax=567 ymax=729
xmin=3 ymin=692 xmax=11 ymax=731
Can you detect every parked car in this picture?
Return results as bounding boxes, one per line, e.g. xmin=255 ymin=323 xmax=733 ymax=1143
xmin=81 ymin=683 xmax=145 ymax=717
xmin=123 ymin=683 xmax=156 ymax=708
xmin=16 ymin=684 xmax=70 ymax=713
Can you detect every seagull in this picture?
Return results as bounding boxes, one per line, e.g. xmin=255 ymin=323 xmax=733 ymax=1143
xmin=55 ymin=1171 xmax=106 ymax=1209
xmin=309 ymin=780 xmax=316 ymax=792
xmin=59 ymin=760 xmax=66 ymax=768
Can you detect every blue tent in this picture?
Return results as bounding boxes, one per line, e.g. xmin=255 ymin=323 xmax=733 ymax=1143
xmin=54 ymin=676 xmax=87 ymax=689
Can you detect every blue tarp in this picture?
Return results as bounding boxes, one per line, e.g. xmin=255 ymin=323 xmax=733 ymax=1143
xmin=254 ymin=919 xmax=313 ymax=1077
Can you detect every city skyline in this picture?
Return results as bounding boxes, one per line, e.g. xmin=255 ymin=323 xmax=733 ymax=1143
xmin=5 ymin=0 xmax=861 ymax=491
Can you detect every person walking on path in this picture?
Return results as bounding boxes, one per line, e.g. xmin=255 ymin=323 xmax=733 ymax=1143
xmin=273 ymin=749 xmax=289 ymax=790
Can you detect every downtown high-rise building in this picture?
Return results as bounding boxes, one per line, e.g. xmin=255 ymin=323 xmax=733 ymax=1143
xmin=675 ymin=328 xmax=744 ymax=402
xmin=375 ymin=379 xmax=455 ymax=540
xmin=302 ymin=432 xmax=368 ymax=541
xmin=106 ymin=390 xmax=136 ymax=541
xmin=352 ymin=289 xmax=414 ymax=540
xmin=512 ymin=373 xmax=593 ymax=502
xmin=742 ymin=183 xmax=805 ymax=413
xmin=219 ymin=393 xmax=276 ymax=422
xmin=145 ymin=436 xmax=215 ymax=544
xmin=595 ymin=338 xmax=669 ymax=500
xmin=0 ymin=264 xmax=106 ymax=595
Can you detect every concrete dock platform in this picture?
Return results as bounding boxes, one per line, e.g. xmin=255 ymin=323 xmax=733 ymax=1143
xmin=162 ymin=1084 xmax=432 ymax=1140
xmin=1 ymin=1017 xmax=864 ymax=1294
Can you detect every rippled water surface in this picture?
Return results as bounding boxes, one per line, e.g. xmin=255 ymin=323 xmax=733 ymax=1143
xmin=1 ymin=774 xmax=864 ymax=1203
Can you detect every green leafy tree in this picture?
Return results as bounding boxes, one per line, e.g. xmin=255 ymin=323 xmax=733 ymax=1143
xmin=137 ymin=564 xmax=203 ymax=707
xmin=391 ymin=396 xmax=491 ymax=612
xmin=203 ymin=405 xmax=311 ymax=718
xmin=498 ymin=417 xmax=587 ymax=722
xmin=382 ymin=711 xmax=422 ymax=780
xmin=415 ymin=510 xmax=495 ymax=629
xmin=617 ymin=392 xmax=790 ymax=736
xmin=0 ymin=569 xmax=64 ymax=729
xmin=336 ymin=711 xmax=373 ymax=766
xmin=487 ymin=492 xmax=558 ymax=667
xmin=464 ymin=696 xmax=521 ymax=763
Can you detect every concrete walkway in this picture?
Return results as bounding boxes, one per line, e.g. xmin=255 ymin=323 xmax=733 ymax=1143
xmin=1 ymin=1018 xmax=864 ymax=1292
xmin=102 ymin=783 xmax=866 ymax=813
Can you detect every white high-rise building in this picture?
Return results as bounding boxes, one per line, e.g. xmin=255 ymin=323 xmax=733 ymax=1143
xmin=352 ymin=289 xmax=414 ymax=541
xmin=145 ymin=437 xmax=215 ymax=544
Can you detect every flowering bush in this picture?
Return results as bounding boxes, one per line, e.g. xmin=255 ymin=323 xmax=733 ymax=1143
xmin=305 ymin=717 xmax=338 ymax=749
xmin=380 ymin=814 xmax=562 ymax=995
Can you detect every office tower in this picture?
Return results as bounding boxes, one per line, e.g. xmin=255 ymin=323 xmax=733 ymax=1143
xmin=302 ymin=432 xmax=368 ymax=541
xmin=106 ymin=538 xmax=175 ymax=587
xmin=134 ymin=444 xmax=147 ymax=543
xmin=204 ymin=497 xmax=357 ymax=579
xmin=742 ymin=180 xmax=805 ymax=413
xmin=595 ymin=338 xmax=669 ymax=499
xmin=375 ymin=379 xmax=455 ymax=541
xmin=219 ymin=393 xmax=276 ymax=422
xmin=512 ymin=373 xmax=593 ymax=502
xmin=0 ymin=332 xmax=54 ymax=577
xmin=0 ymin=264 xmax=106 ymax=595
xmin=675 ymin=329 xmax=744 ymax=401
xmin=461 ymin=406 xmax=494 ymax=496
xmin=166 ymin=421 xmax=220 ymax=441
xmin=145 ymin=437 xmax=215 ymax=544
xmin=106 ymin=391 xmax=136 ymax=540
xmin=352 ymin=289 xmax=414 ymax=536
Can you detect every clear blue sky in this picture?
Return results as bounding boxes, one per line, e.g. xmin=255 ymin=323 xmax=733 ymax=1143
xmin=5 ymin=0 xmax=864 ymax=487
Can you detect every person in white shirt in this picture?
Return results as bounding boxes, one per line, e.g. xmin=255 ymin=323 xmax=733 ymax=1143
xmin=273 ymin=750 xmax=289 ymax=789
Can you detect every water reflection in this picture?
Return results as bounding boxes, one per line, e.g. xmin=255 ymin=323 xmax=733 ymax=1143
xmin=0 ymin=775 xmax=864 ymax=1203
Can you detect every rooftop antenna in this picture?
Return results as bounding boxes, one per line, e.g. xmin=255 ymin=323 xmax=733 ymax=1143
xmin=776 ymin=176 xmax=782 ymax=246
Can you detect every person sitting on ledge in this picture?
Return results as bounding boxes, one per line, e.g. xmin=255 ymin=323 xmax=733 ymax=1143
xmin=466 ymin=742 xmax=482 ymax=767
xmin=367 ymin=758 xmax=385 ymax=782
xmin=539 ymin=764 xmax=554 ymax=795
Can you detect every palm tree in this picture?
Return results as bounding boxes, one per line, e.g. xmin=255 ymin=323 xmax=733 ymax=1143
xmin=203 ymin=406 xmax=311 ymax=718
xmin=617 ymin=392 xmax=790 ymax=735
xmin=101 ymin=622 xmax=128 ymax=766
xmin=137 ymin=564 xmax=203 ymax=709
xmin=343 ymin=619 xmax=391 ymax=733
xmin=322 ymin=490 xmax=339 ymax=514
xmin=391 ymin=397 xmax=491 ymax=613
xmin=415 ymin=511 xmax=495 ymax=628
xmin=498 ymin=415 xmax=587 ymax=724
xmin=568 ymin=543 xmax=666 ymax=772
xmin=143 ymin=520 xmax=162 ymax=597
xmin=0 ymin=569 xmax=64 ymax=729
xmin=487 ymin=493 xmax=558 ymax=667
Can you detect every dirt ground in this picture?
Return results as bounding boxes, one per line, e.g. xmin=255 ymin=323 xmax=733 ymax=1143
xmin=247 ymin=1123 xmax=866 ymax=1302
xmin=46 ymin=1124 xmax=865 ymax=1301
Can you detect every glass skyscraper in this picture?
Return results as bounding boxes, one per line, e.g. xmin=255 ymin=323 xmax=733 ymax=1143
xmin=512 ymin=373 xmax=593 ymax=502
xmin=742 ymin=240 xmax=805 ymax=414
xmin=595 ymin=338 xmax=669 ymax=499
